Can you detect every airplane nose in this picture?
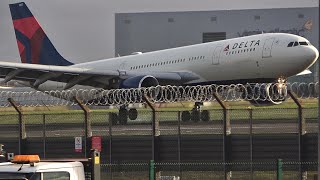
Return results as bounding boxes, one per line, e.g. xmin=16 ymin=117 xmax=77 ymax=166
xmin=304 ymin=46 xmax=319 ymax=66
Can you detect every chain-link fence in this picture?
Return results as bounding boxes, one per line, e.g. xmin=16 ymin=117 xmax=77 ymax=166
xmin=0 ymin=82 xmax=318 ymax=179
xmin=100 ymin=161 xmax=317 ymax=180
xmin=0 ymin=103 xmax=317 ymax=179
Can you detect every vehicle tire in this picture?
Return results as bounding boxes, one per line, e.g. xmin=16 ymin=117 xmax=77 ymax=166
xmin=191 ymin=108 xmax=200 ymax=123
xmin=119 ymin=109 xmax=128 ymax=125
xmin=110 ymin=113 xmax=118 ymax=125
xmin=128 ymin=108 xmax=138 ymax=120
xmin=181 ymin=111 xmax=190 ymax=122
xmin=201 ymin=110 xmax=210 ymax=122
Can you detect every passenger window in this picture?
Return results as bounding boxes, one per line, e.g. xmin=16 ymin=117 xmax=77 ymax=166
xmin=294 ymin=42 xmax=299 ymax=46
xmin=287 ymin=42 xmax=294 ymax=47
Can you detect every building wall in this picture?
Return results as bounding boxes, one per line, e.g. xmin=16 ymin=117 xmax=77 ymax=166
xmin=116 ymin=7 xmax=319 ymax=82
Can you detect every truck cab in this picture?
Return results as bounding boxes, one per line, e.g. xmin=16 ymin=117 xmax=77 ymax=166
xmin=0 ymin=154 xmax=100 ymax=180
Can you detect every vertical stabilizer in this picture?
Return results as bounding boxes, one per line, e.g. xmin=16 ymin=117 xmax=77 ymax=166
xmin=9 ymin=2 xmax=73 ymax=66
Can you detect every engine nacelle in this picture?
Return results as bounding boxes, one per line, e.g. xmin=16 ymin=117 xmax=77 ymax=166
xmin=120 ymin=75 xmax=159 ymax=88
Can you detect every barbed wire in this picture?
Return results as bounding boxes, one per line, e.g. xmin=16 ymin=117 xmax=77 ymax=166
xmin=0 ymin=82 xmax=318 ymax=107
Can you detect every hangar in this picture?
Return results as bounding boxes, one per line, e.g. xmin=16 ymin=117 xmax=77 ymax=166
xmin=115 ymin=7 xmax=319 ymax=83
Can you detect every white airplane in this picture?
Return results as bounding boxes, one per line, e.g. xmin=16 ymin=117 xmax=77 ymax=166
xmin=1 ymin=2 xmax=318 ymax=123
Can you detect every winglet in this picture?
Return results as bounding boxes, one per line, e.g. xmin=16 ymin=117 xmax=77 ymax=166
xmin=9 ymin=2 xmax=73 ymax=66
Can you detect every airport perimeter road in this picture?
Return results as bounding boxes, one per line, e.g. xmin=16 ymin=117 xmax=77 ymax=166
xmin=0 ymin=121 xmax=316 ymax=137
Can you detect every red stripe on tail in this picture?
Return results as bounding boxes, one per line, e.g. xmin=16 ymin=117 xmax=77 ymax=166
xmin=30 ymin=28 xmax=45 ymax=64
xmin=13 ymin=17 xmax=40 ymax=39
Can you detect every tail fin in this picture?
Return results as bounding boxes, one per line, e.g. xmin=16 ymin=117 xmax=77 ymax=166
xmin=9 ymin=2 xmax=73 ymax=66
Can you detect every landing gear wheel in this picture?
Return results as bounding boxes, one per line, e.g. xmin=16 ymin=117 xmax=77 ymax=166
xmin=181 ymin=111 xmax=190 ymax=122
xmin=119 ymin=108 xmax=128 ymax=125
xmin=201 ymin=110 xmax=210 ymax=122
xmin=128 ymin=108 xmax=138 ymax=120
xmin=110 ymin=113 xmax=118 ymax=125
xmin=191 ymin=108 xmax=200 ymax=122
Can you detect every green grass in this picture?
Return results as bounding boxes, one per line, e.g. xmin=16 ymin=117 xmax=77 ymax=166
xmin=0 ymin=99 xmax=317 ymax=124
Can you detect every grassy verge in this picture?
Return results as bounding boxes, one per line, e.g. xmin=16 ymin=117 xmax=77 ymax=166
xmin=0 ymin=99 xmax=317 ymax=124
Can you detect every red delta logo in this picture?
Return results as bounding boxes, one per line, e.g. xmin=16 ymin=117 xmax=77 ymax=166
xmin=224 ymin=45 xmax=229 ymax=51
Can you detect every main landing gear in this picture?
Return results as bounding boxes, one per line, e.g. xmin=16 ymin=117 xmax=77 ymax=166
xmin=181 ymin=102 xmax=210 ymax=122
xmin=109 ymin=106 xmax=138 ymax=125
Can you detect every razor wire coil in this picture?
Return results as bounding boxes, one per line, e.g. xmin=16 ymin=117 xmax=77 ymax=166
xmin=0 ymin=82 xmax=318 ymax=107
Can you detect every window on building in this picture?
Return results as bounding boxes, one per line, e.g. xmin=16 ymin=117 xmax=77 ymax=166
xmin=168 ymin=18 xmax=174 ymax=23
xmin=124 ymin=19 xmax=131 ymax=24
xmin=210 ymin=16 xmax=217 ymax=22
xmin=203 ymin=32 xmax=226 ymax=43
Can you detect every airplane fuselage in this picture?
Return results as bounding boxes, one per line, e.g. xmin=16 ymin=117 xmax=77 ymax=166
xmin=17 ymin=33 xmax=317 ymax=91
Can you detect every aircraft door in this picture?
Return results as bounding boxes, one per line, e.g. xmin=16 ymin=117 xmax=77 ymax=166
xmin=262 ymin=38 xmax=275 ymax=58
xmin=119 ymin=61 xmax=127 ymax=76
xmin=212 ymin=46 xmax=223 ymax=65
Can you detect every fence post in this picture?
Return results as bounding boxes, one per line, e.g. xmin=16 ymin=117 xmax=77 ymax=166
xmin=288 ymin=90 xmax=305 ymax=180
xmin=144 ymin=96 xmax=159 ymax=160
xmin=42 ymin=114 xmax=46 ymax=159
xmin=144 ymin=96 xmax=160 ymax=179
xmin=277 ymin=159 xmax=283 ymax=180
xmin=212 ymin=93 xmax=231 ymax=180
xmin=91 ymin=149 xmax=101 ymax=180
xmin=8 ymin=98 xmax=26 ymax=155
xmin=149 ymin=160 xmax=155 ymax=180
xmin=108 ymin=112 xmax=113 ymax=180
xmin=73 ymin=96 xmax=92 ymax=158
xmin=178 ymin=111 xmax=182 ymax=179
xmin=248 ymin=107 xmax=253 ymax=180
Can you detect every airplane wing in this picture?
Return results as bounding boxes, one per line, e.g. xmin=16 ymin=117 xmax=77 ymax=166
xmin=0 ymin=61 xmax=199 ymax=89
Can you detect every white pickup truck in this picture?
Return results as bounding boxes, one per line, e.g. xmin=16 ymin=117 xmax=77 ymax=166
xmin=0 ymin=154 xmax=100 ymax=180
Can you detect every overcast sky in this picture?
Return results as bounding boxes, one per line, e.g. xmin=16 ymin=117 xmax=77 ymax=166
xmin=0 ymin=0 xmax=318 ymax=63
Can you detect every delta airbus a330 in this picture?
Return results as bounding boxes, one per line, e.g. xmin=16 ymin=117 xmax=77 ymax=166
xmin=0 ymin=2 xmax=318 ymax=123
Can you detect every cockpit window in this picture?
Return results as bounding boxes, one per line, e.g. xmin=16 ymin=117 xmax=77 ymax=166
xmin=288 ymin=41 xmax=310 ymax=47
xmin=299 ymin=41 xmax=308 ymax=46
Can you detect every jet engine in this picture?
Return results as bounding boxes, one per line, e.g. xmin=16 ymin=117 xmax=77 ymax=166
xmin=110 ymin=75 xmax=159 ymax=124
xmin=119 ymin=75 xmax=159 ymax=89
